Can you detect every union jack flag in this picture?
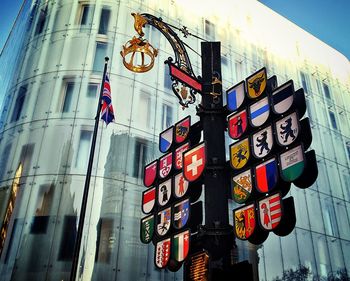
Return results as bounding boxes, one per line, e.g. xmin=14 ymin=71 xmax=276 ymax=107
xmin=101 ymin=74 xmax=115 ymax=125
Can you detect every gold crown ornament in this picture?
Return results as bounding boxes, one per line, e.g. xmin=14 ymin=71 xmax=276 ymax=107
xmin=120 ymin=36 xmax=158 ymax=73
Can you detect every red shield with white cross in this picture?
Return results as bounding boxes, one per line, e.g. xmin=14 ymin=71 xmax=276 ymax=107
xmin=183 ymin=143 xmax=206 ymax=182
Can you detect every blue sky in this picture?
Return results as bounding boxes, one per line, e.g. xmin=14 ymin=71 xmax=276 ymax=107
xmin=1 ymin=0 xmax=349 ymax=60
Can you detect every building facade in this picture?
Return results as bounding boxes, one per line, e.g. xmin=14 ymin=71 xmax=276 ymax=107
xmin=0 ymin=0 xmax=349 ymax=280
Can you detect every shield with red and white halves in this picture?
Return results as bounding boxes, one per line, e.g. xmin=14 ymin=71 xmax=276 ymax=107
xmin=142 ymin=187 xmax=156 ymax=214
xmin=258 ymin=193 xmax=282 ymax=231
xmin=174 ymin=142 xmax=190 ymax=170
xmin=144 ymin=160 xmax=157 ymax=187
xmin=159 ymin=152 xmax=172 ymax=179
xmin=155 ymin=238 xmax=171 ymax=269
xmin=233 ymin=203 xmax=256 ymax=240
xmin=228 ymin=109 xmax=248 ymax=140
xmin=183 ymin=142 xmax=206 ymax=182
xmin=175 ymin=116 xmax=191 ymax=144
xmin=172 ymin=229 xmax=190 ymax=262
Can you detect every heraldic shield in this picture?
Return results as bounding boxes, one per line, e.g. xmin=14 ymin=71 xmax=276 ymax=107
xmin=159 ymin=126 xmax=174 ymax=153
xmin=275 ymin=112 xmax=300 ymax=146
xmin=142 ymin=187 xmax=155 ymax=214
xmin=231 ymin=169 xmax=253 ymax=204
xmin=272 ymin=80 xmax=294 ymax=114
xmin=255 ymin=157 xmax=278 ymax=193
xmin=183 ymin=142 xmax=206 ymax=182
xmin=157 ymin=207 xmax=171 ymax=237
xmin=174 ymin=172 xmax=189 ymax=199
xmin=226 ymin=81 xmax=245 ymax=112
xmin=175 ymin=116 xmax=190 ymax=144
xmin=228 ymin=109 xmax=247 ymax=140
xmin=155 ymin=238 xmax=171 ymax=269
xmin=158 ymin=178 xmax=172 ymax=207
xmin=252 ymin=125 xmax=273 ymax=159
xmin=279 ymin=145 xmax=305 ymax=182
xmin=246 ymin=68 xmax=267 ymax=99
xmin=173 ymin=198 xmax=190 ymax=229
xmin=234 ymin=203 xmax=256 ymax=240
xmin=174 ymin=142 xmax=190 ymax=170
xmin=258 ymin=193 xmax=282 ymax=231
xmin=140 ymin=214 xmax=154 ymax=244
xmin=144 ymin=160 xmax=157 ymax=187
xmin=249 ymin=96 xmax=270 ymax=128
xmin=230 ymin=138 xmax=250 ymax=170
xmin=159 ymin=152 xmax=172 ymax=179
xmin=172 ymin=229 xmax=190 ymax=262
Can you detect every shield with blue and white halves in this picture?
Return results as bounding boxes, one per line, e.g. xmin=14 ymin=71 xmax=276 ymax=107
xmin=279 ymin=145 xmax=305 ymax=182
xmin=174 ymin=142 xmax=190 ymax=170
xmin=231 ymin=169 xmax=252 ymax=204
xmin=233 ymin=203 xmax=256 ymax=240
xmin=249 ymin=97 xmax=270 ymax=128
xmin=143 ymin=160 xmax=157 ymax=187
xmin=159 ymin=152 xmax=172 ymax=179
xmin=252 ymin=125 xmax=273 ymax=159
xmin=172 ymin=229 xmax=190 ymax=262
xmin=246 ymin=68 xmax=267 ymax=99
xmin=258 ymin=193 xmax=282 ymax=231
xmin=230 ymin=138 xmax=250 ymax=170
xmin=140 ymin=214 xmax=154 ymax=244
xmin=272 ymin=81 xmax=294 ymax=114
xmin=226 ymin=81 xmax=245 ymax=111
xmin=175 ymin=116 xmax=190 ymax=144
xmin=174 ymin=172 xmax=189 ymax=199
xmin=159 ymin=126 xmax=173 ymax=153
xmin=173 ymin=198 xmax=190 ymax=229
xmin=157 ymin=207 xmax=171 ymax=237
xmin=155 ymin=238 xmax=171 ymax=269
xmin=228 ymin=109 xmax=247 ymax=140
xmin=158 ymin=178 xmax=172 ymax=207
xmin=255 ymin=157 xmax=278 ymax=193
xmin=275 ymin=112 xmax=300 ymax=146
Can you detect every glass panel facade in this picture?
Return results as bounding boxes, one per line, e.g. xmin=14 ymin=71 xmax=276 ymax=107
xmin=0 ymin=1 xmax=349 ymax=281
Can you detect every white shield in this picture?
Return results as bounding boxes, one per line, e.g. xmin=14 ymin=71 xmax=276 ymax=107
xmin=252 ymin=126 xmax=273 ymax=159
xmin=157 ymin=178 xmax=172 ymax=206
xmin=275 ymin=112 xmax=299 ymax=146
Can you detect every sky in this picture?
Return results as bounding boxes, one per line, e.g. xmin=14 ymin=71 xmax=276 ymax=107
xmin=0 ymin=0 xmax=349 ymax=60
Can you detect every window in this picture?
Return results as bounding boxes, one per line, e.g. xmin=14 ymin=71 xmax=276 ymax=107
xmin=75 ymin=130 xmax=92 ymax=168
xmin=58 ymin=216 xmax=77 ymax=261
xmin=80 ymin=4 xmax=95 ymax=30
xmin=98 ymin=8 xmax=110 ymax=35
xmin=161 ymin=104 xmax=173 ymax=130
xmin=323 ymin=83 xmax=331 ymax=99
xmin=300 ymin=71 xmax=310 ymax=94
xmin=62 ymin=82 xmax=75 ymax=113
xmin=164 ymin=67 xmax=172 ymax=90
xmin=137 ymin=92 xmax=151 ymax=128
xmin=87 ymin=83 xmax=98 ymax=98
xmin=34 ymin=5 xmax=48 ymax=35
xmin=221 ymin=55 xmax=228 ymax=66
xmin=132 ymin=139 xmax=151 ymax=178
xmin=205 ymin=19 xmax=215 ymax=39
xmin=11 ymin=86 xmax=27 ymax=122
xmin=93 ymin=42 xmax=107 ymax=73
xmin=329 ymin=111 xmax=338 ymax=130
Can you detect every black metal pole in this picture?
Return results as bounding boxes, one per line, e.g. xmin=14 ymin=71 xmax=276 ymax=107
xmin=199 ymin=42 xmax=234 ymax=280
xmin=70 ymin=57 xmax=109 ymax=281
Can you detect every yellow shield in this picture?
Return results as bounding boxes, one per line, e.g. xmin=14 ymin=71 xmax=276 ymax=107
xmin=230 ymin=138 xmax=250 ymax=170
xmin=247 ymin=68 xmax=267 ymax=99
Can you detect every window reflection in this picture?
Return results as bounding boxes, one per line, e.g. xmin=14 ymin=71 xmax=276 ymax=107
xmin=80 ymin=4 xmax=95 ymax=31
xmin=75 ymin=130 xmax=92 ymax=169
xmin=93 ymin=42 xmax=107 ymax=73
xmin=11 ymin=86 xmax=27 ymax=122
xmin=62 ymin=82 xmax=75 ymax=113
xmin=98 ymin=8 xmax=110 ymax=35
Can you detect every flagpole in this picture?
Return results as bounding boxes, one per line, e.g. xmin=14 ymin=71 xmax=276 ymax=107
xmin=70 ymin=57 xmax=109 ymax=281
